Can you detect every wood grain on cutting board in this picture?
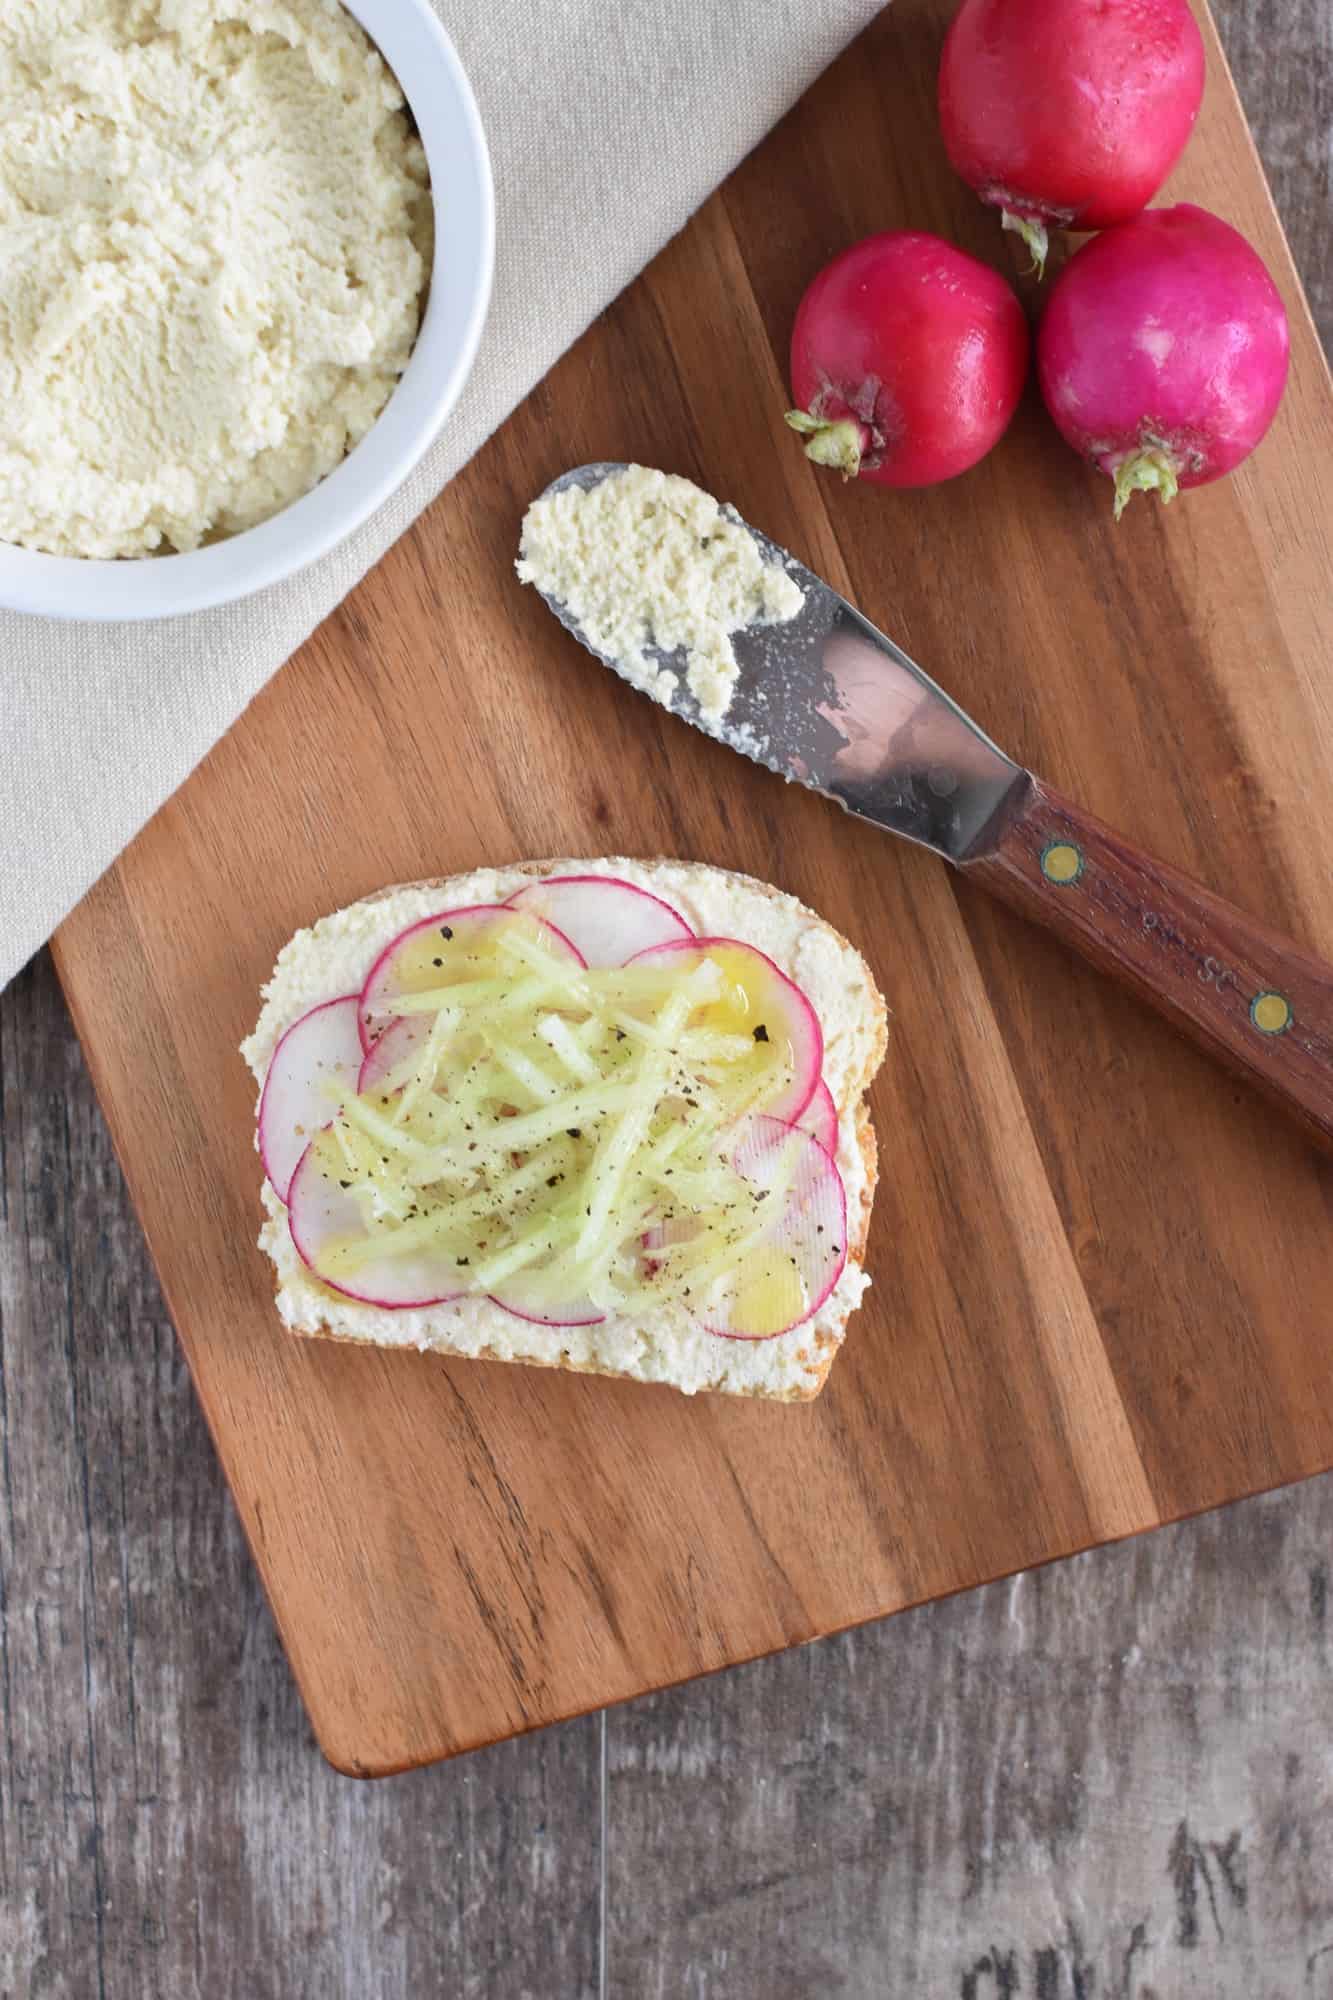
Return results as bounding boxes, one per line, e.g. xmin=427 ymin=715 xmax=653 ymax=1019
xmin=53 ymin=0 xmax=1333 ymax=1774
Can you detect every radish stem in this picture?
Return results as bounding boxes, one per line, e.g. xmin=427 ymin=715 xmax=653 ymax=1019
xmin=1111 ymin=444 xmax=1181 ymax=520
xmin=1000 ymin=209 xmax=1048 ymax=278
xmin=784 ymin=411 xmax=865 ymax=480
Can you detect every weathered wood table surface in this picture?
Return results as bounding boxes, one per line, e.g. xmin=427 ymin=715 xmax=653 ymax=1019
xmin=2 ymin=4 xmax=1330 ymax=1994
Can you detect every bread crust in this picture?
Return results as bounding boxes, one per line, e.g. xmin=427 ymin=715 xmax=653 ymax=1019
xmin=261 ymin=860 xmax=888 ymax=1401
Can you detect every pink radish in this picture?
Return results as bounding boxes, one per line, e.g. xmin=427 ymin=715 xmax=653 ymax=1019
xmin=286 ymin=1139 xmax=467 ymax=1309
xmin=640 ymin=1214 xmax=698 ymax=1261
xmin=359 ymin=903 xmax=584 ymax=1053
xmin=939 ymin=0 xmax=1205 ymax=273
xmin=785 ymin=231 xmax=1029 ymax=486
xmin=626 ymin=935 xmax=823 ymax=1126
xmin=258 ymin=995 xmax=363 ymax=1203
xmin=701 ymin=1116 xmax=848 ymax=1341
xmin=1036 ymin=204 xmax=1290 ymax=517
xmin=505 ymin=874 xmax=693 ymax=967
xmin=796 ymin=1079 xmax=838 ymax=1157
xmin=489 ymin=1276 xmax=605 ymax=1329
xmin=357 ymin=1016 xmax=421 ymax=1096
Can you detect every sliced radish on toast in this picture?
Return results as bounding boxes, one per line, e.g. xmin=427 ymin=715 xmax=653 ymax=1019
xmin=488 ymin=1273 xmax=605 ymax=1329
xmin=357 ymin=1015 xmax=425 ymax=1095
xmin=700 ymin=1115 xmax=847 ymax=1340
xmin=505 ymin=874 xmax=693 ymax=967
xmin=287 ymin=1137 xmax=468 ymax=1309
xmin=795 ymin=1078 xmax=838 ymax=1156
xmin=626 ymin=935 xmax=822 ymax=1125
xmin=358 ymin=903 xmax=585 ymax=1053
xmin=258 ymin=995 xmax=363 ymax=1203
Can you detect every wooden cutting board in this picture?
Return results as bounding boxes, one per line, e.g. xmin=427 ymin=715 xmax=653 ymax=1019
xmin=54 ymin=0 xmax=1333 ymax=1775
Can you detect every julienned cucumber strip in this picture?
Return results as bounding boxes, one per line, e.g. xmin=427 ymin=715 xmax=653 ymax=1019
xmin=537 ymin=1011 xmax=601 ymax=1083
xmin=382 ymin=958 xmax=723 ymax=1020
xmin=284 ymin=903 xmax=841 ymax=1337
xmin=406 ymin=1078 xmax=640 ymax=1176
xmin=321 ymin=1137 xmax=579 ymax=1276
xmin=339 ymin=1091 xmax=447 ymax=1163
xmin=574 ymin=974 xmax=706 ymax=1263
xmin=488 ymin=1038 xmax=566 ymax=1105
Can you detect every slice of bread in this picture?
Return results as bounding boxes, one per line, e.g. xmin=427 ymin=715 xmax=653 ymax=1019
xmin=242 ymin=859 xmax=888 ymax=1400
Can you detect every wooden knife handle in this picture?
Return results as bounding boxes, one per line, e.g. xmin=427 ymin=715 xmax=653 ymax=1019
xmin=959 ymin=777 xmax=1333 ymax=1152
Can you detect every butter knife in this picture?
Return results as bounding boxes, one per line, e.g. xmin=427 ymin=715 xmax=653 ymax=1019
xmin=529 ymin=465 xmax=1333 ymax=1152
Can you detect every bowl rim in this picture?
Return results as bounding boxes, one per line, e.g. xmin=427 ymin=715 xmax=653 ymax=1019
xmin=0 ymin=0 xmax=495 ymax=622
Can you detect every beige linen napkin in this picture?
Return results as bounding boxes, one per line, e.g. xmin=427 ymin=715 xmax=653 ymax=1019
xmin=0 ymin=0 xmax=884 ymax=988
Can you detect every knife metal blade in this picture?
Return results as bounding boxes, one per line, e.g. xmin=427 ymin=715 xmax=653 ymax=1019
xmin=529 ymin=462 xmax=1030 ymax=864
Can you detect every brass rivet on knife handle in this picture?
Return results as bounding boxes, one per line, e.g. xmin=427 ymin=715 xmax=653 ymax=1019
xmin=960 ymin=778 xmax=1333 ymax=1153
xmin=1039 ymin=840 xmax=1085 ymax=886
xmin=1250 ymin=991 xmax=1293 ymax=1036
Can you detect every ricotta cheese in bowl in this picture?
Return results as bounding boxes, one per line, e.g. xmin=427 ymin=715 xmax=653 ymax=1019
xmin=0 ymin=0 xmax=493 ymax=615
xmin=0 ymin=0 xmax=431 ymax=560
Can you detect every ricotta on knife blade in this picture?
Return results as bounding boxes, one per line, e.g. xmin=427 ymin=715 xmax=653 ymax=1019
xmin=517 ymin=467 xmax=803 ymax=724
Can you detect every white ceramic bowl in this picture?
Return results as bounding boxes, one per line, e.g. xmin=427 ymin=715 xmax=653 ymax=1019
xmin=0 ymin=0 xmax=493 ymax=621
